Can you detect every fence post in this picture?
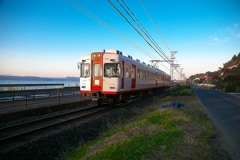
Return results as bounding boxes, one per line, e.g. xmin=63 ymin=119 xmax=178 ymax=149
xmin=58 ymin=90 xmax=60 ymax=104
xmin=12 ymin=91 xmax=14 ymax=101
xmin=25 ymin=91 xmax=27 ymax=109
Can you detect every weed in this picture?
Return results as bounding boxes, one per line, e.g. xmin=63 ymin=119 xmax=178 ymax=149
xmin=61 ymin=95 xmax=230 ymax=160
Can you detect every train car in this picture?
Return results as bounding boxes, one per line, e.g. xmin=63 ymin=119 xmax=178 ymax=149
xmin=89 ymin=49 xmax=171 ymax=105
xmin=78 ymin=54 xmax=91 ymax=96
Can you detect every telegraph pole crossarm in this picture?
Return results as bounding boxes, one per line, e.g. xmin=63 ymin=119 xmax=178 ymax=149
xmin=149 ymin=50 xmax=186 ymax=86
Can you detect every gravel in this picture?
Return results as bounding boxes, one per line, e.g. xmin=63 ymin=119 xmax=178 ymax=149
xmin=0 ymin=93 xmax=162 ymax=160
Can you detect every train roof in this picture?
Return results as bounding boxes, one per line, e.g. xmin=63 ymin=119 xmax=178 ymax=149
xmin=104 ymin=49 xmax=170 ymax=76
xmin=80 ymin=50 xmax=170 ymax=76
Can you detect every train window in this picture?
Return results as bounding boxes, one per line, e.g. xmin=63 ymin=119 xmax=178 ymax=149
xmin=80 ymin=63 xmax=90 ymax=77
xmin=94 ymin=63 xmax=101 ymax=77
xmin=140 ymin=69 xmax=143 ymax=79
xmin=131 ymin=66 xmax=135 ymax=79
xmin=104 ymin=63 xmax=121 ymax=78
xmin=137 ymin=69 xmax=140 ymax=79
xmin=126 ymin=65 xmax=131 ymax=78
xmin=144 ymin=70 xmax=146 ymax=79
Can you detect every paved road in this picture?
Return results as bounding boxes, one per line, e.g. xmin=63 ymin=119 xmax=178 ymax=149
xmin=191 ymin=84 xmax=240 ymax=160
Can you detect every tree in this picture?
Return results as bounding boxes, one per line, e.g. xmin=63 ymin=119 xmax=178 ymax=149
xmin=223 ymin=75 xmax=240 ymax=86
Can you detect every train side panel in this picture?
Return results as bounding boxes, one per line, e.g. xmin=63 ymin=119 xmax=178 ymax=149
xmin=79 ymin=54 xmax=91 ymax=94
xmin=83 ymin=49 xmax=171 ymax=105
xmin=102 ymin=53 xmax=122 ymax=94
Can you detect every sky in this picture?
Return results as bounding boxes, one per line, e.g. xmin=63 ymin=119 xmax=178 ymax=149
xmin=0 ymin=0 xmax=240 ymax=79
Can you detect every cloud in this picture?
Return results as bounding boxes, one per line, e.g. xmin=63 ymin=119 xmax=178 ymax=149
xmin=211 ymin=23 xmax=240 ymax=41
xmin=236 ymin=33 xmax=240 ymax=38
xmin=226 ymin=23 xmax=240 ymax=38
xmin=208 ymin=43 xmax=215 ymax=46
xmin=224 ymin=27 xmax=232 ymax=32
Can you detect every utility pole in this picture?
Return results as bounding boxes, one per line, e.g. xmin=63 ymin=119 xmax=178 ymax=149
xmin=149 ymin=60 xmax=166 ymax=69
xmin=180 ymin=68 xmax=184 ymax=80
xmin=149 ymin=51 xmax=183 ymax=86
xmin=170 ymin=51 xmax=179 ymax=84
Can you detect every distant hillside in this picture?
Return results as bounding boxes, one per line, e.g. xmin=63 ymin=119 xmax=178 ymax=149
xmin=223 ymin=53 xmax=240 ymax=68
xmin=0 ymin=75 xmax=79 ymax=81
xmin=189 ymin=52 xmax=240 ymax=80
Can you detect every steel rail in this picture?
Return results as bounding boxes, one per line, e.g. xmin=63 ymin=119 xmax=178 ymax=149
xmin=0 ymin=89 xmax=171 ymax=145
xmin=0 ymin=106 xmax=109 ymax=144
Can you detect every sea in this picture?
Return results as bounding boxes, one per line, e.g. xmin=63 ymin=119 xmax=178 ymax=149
xmin=0 ymin=79 xmax=79 ymax=87
xmin=0 ymin=78 xmax=79 ymax=102
xmin=0 ymin=78 xmax=80 ymax=91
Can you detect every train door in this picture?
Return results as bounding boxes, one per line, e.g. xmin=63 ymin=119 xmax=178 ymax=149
xmin=131 ymin=64 xmax=136 ymax=88
xmin=91 ymin=52 xmax=103 ymax=93
xmin=155 ymin=72 xmax=157 ymax=86
xmin=162 ymin=75 xmax=164 ymax=85
xmin=121 ymin=61 xmax=124 ymax=89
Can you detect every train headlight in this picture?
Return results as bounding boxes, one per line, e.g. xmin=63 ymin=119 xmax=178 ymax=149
xmin=94 ymin=80 xmax=99 ymax=85
xmin=97 ymin=53 xmax=101 ymax=57
xmin=92 ymin=54 xmax=96 ymax=58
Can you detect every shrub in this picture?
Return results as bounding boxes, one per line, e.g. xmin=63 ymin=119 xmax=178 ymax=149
xmin=169 ymin=84 xmax=194 ymax=96
xmin=224 ymin=84 xmax=236 ymax=92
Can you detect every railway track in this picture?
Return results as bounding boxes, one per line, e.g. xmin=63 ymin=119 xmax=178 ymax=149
xmin=0 ymin=89 xmax=171 ymax=159
xmin=0 ymin=90 xmax=169 ymax=145
xmin=0 ymin=105 xmax=110 ymax=144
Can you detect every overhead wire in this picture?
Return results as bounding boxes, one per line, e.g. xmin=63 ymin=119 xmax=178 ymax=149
xmin=155 ymin=0 xmax=177 ymax=51
xmin=140 ymin=0 xmax=182 ymax=77
xmin=120 ymin=0 xmax=169 ymax=61
xmin=139 ymin=0 xmax=172 ymax=71
xmin=139 ymin=0 xmax=172 ymax=55
xmin=107 ymin=0 xmax=170 ymax=64
xmin=66 ymin=0 xmax=170 ymax=70
xmin=150 ymin=0 xmax=182 ymax=77
xmin=152 ymin=0 xmax=181 ymax=74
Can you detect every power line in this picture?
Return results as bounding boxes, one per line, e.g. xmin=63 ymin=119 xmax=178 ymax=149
xmin=146 ymin=0 xmax=180 ymax=75
xmin=149 ymin=0 xmax=181 ymax=76
xmin=155 ymin=0 xmax=177 ymax=51
xmin=107 ymin=0 xmax=170 ymax=64
xmin=120 ymin=0 xmax=169 ymax=61
xmin=139 ymin=0 xmax=172 ymax=55
xmin=66 ymin=0 xmax=170 ymax=70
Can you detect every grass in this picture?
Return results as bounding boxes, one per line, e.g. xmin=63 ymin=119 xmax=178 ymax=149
xmin=60 ymin=85 xmax=230 ymax=160
xmin=167 ymin=84 xmax=194 ymax=96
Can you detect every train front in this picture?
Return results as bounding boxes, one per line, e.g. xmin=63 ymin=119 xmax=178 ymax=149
xmin=91 ymin=50 xmax=122 ymax=105
xmin=78 ymin=54 xmax=91 ymax=96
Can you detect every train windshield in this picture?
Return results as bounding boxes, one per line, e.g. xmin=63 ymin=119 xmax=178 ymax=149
xmin=94 ymin=63 xmax=101 ymax=77
xmin=80 ymin=63 xmax=90 ymax=77
xmin=104 ymin=63 xmax=121 ymax=78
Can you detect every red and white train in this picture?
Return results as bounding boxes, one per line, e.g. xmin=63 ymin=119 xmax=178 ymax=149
xmin=78 ymin=49 xmax=171 ymax=105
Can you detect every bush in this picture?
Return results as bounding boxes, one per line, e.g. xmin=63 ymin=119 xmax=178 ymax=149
xmin=224 ymin=84 xmax=236 ymax=92
xmin=215 ymin=78 xmax=224 ymax=90
xmin=169 ymin=84 xmax=194 ymax=96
